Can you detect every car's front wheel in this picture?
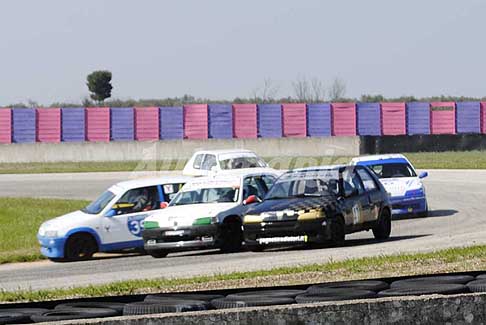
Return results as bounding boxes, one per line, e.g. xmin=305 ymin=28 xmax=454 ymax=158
xmin=64 ymin=233 xmax=97 ymax=261
xmin=148 ymin=250 xmax=169 ymax=258
xmin=220 ymin=219 xmax=243 ymax=253
xmin=330 ymin=215 xmax=345 ymax=246
xmin=373 ymin=208 xmax=391 ymax=240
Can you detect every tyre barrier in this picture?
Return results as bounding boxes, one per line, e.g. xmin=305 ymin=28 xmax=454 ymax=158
xmin=3 ymin=272 xmax=486 ymax=323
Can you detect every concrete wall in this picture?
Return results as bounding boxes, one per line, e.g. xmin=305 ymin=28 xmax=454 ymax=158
xmin=0 ymin=137 xmax=360 ymax=163
xmin=73 ymin=293 xmax=486 ymax=325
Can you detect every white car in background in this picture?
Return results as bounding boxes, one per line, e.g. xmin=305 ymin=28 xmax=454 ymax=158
xmin=37 ymin=176 xmax=190 ymax=261
xmin=351 ymin=154 xmax=429 ymax=217
xmin=182 ymin=149 xmax=270 ymax=177
xmin=142 ymin=168 xmax=279 ymax=258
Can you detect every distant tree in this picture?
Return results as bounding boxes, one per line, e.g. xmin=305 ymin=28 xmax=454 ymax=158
xmin=310 ymin=78 xmax=326 ymax=102
xmin=251 ymin=78 xmax=280 ymax=103
xmin=292 ymin=76 xmax=311 ymax=102
xmin=329 ymin=77 xmax=346 ymax=101
xmin=360 ymin=94 xmax=385 ymax=103
xmin=86 ymin=70 xmax=113 ymax=103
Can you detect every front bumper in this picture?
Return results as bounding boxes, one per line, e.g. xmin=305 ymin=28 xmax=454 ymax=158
xmin=243 ymin=218 xmax=330 ymax=246
xmin=38 ymin=234 xmax=66 ymax=258
xmin=390 ymin=196 xmax=427 ymax=215
xmin=143 ymin=224 xmax=219 ymax=251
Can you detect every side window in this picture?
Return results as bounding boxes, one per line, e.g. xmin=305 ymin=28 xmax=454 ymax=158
xmin=261 ymin=175 xmax=276 ymax=191
xmin=342 ymin=169 xmax=365 ymax=197
xmin=201 ymin=154 xmax=217 ymax=170
xmin=243 ymin=177 xmax=266 ymax=199
xmin=112 ymin=186 xmax=159 ymax=215
xmin=193 ymin=154 xmax=204 ymax=170
xmin=162 ymin=183 xmax=184 ymax=202
xmin=357 ymin=169 xmax=378 ymax=192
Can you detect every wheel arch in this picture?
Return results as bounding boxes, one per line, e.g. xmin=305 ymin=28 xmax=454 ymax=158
xmin=222 ymin=214 xmax=242 ymax=224
xmin=65 ymin=227 xmax=101 ymax=250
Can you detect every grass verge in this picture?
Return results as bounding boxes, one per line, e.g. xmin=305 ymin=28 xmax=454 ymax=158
xmin=2 ymin=245 xmax=486 ymax=302
xmin=0 ymin=198 xmax=89 ymax=264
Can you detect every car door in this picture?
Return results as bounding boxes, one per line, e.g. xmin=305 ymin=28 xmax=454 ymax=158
xmin=356 ymin=167 xmax=382 ymax=222
xmin=101 ymin=185 xmax=160 ymax=246
xmin=340 ymin=168 xmax=373 ymax=228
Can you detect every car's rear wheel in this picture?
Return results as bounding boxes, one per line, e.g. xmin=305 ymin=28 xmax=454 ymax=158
xmin=330 ymin=215 xmax=345 ymax=246
xmin=64 ymin=233 xmax=97 ymax=261
xmin=220 ymin=219 xmax=243 ymax=253
xmin=373 ymin=208 xmax=391 ymax=240
xmin=148 ymin=250 xmax=168 ymax=258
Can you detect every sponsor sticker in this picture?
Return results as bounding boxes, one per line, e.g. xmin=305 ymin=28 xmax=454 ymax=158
xmin=146 ymin=239 xmax=156 ymax=246
xmin=257 ymin=235 xmax=308 ymax=244
xmin=165 ymin=230 xmax=185 ymax=236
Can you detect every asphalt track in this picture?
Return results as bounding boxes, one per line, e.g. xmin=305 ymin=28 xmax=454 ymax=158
xmin=0 ymin=170 xmax=484 ymax=291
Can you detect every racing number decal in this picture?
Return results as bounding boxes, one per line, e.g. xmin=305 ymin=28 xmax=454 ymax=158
xmin=352 ymin=204 xmax=360 ymax=224
xmin=127 ymin=214 xmax=147 ymax=237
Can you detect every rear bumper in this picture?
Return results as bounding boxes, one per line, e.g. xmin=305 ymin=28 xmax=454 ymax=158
xmin=143 ymin=224 xmax=219 ymax=251
xmin=243 ymin=218 xmax=330 ymax=246
xmin=391 ymin=196 xmax=427 ymax=215
xmin=38 ymin=235 xmax=66 ymax=258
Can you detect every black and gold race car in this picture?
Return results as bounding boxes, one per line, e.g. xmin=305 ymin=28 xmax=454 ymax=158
xmin=242 ymin=165 xmax=392 ymax=250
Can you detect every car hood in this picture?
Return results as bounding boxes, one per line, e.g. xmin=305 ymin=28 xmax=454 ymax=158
xmin=38 ymin=210 xmax=94 ymax=236
xmin=145 ymin=202 xmax=238 ymax=228
xmin=379 ymin=177 xmax=423 ymax=197
xmin=246 ymin=196 xmax=336 ymax=218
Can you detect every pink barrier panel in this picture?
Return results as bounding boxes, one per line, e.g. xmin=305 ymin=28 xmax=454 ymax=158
xmin=482 ymin=102 xmax=486 ymax=134
xmin=184 ymin=104 xmax=208 ymax=139
xmin=86 ymin=107 xmax=110 ymax=142
xmin=135 ymin=107 xmax=159 ymax=141
xmin=36 ymin=108 xmax=61 ymax=142
xmin=381 ymin=102 xmax=406 ymax=135
xmin=282 ymin=103 xmax=306 ymax=137
xmin=430 ymin=102 xmax=456 ymax=135
xmin=0 ymin=108 xmax=12 ymax=144
xmin=332 ymin=103 xmax=356 ymax=136
xmin=233 ymin=104 xmax=257 ymax=138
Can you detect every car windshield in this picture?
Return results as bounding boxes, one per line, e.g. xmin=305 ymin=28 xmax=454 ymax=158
xmin=367 ymin=163 xmax=416 ymax=179
xmin=82 ymin=190 xmax=116 ymax=214
xmin=219 ymin=156 xmax=267 ymax=170
xmin=170 ymin=187 xmax=239 ymax=206
xmin=265 ymin=170 xmax=339 ymax=200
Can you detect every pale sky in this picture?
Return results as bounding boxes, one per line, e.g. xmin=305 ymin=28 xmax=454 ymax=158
xmin=0 ymin=0 xmax=485 ymax=105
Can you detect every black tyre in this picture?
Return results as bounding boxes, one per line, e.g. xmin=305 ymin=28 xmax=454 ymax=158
xmin=330 ymin=216 xmax=345 ymax=246
xmin=0 ymin=308 xmax=48 ymax=316
xmin=307 ymin=280 xmax=389 ymax=294
xmin=0 ymin=312 xmax=30 ymax=325
xmin=123 ymin=300 xmax=209 ymax=315
xmin=64 ymin=233 xmax=97 ymax=261
xmin=31 ymin=308 xmax=118 ymax=323
xmin=55 ymin=302 xmax=126 ymax=314
xmin=372 ymin=208 xmax=391 ymax=240
xmin=220 ymin=220 xmax=243 ymax=253
xmin=467 ymin=280 xmax=486 ymax=293
xmin=378 ymin=283 xmax=468 ymax=297
xmin=390 ymin=275 xmax=475 ymax=288
xmin=476 ymin=274 xmax=486 ymax=280
xmin=211 ymin=297 xmax=294 ymax=309
xmin=145 ymin=293 xmax=224 ymax=302
xmin=248 ymin=244 xmax=264 ymax=252
xmin=296 ymin=289 xmax=376 ymax=303
xmin=148 ymin=249 xmax=169 ymax=258
xmin=226 ymin=289 xmax=306 ymax=300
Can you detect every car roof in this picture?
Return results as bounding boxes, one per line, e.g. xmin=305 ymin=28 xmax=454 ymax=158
xmin=214 ymin=167 xmax=277 ymax=177
xmin=192 ymin=149 xmax=255 ymax=156
xmin=113 ymin=176 xmax=192 ymax=192
xmin=291 ymin=165 xmax=347 ymax=173
xmin=351 ymin=154 xmax=408 ymax=163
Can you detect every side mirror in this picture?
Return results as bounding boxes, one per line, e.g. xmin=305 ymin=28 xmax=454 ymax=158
xmin=105 ymin=209 xmax=116 ymax=218
xmin=160 ymin=202 xmax=169 ymax=209
xmin=243 ymin=195 xmax=261 ymax=205
xmin=419 ymin=171 xmax=428 ymax=179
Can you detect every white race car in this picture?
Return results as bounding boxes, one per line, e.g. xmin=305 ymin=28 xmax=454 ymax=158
xmin=142 ymin=168 xmax=279 ymax=257
xmin=37 ymin=176 xmax=190 ymax=261
xmin=182 ymin=149 xmax=270 ymax=177
xmin=351 ymin=154 xmax=428 ymax=217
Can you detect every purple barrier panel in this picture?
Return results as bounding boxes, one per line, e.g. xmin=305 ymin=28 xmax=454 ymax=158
xmin=12 ymin=108 xmax=36 ymax=143
xmin=110 ymin=107 xmax=134 ymax=141
xmin=406 ymin=102 xmax=430 ymax=135
xmin=357 ymin=103 xmax=381 ymax=136
xmin=36 ymin=108 xmax=61 ymax=143
xmin=184 ymin=104 xmax=208 ymax=139
xmin=160 ymin=106 xmax=183 ymax=139
xmin=282 ymin=103 xmax=306 ymax=137
xmin=482 ymin=102 xmax=486 ymax=134
xmin=331 ymin=103 xmax=356 ymax=136
xmin=209 ymin=104 xmax=233 ymax=139
xmin=430 ymin=102 xmax=455 ymax=135
xmin=257 ymin=104 xmax=282 ymax=138
xmin=233 ymin=104 xmax=257 ymax=139
xmin=456 ymin=102 xmax=480 ymax=134
xmin=307 ymin=103 xmax=331 ymax=137
xmin=0 ymin=108 xmax=12 ymax=144
xmin=86 ymin=107 xmax=110 ymax=142
xmin=381 ymin=102 xmax=406 ymax=135
xmin=62 ymin=108 xmax=85 ymax=142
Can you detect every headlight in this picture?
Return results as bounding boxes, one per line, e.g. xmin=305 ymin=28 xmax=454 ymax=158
xmin=44 ymin=230 xmax=59 ymax=238
xmin=192 ymin=216 xmax=218 ymax=226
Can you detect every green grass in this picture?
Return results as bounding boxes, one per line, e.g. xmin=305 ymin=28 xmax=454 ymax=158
xmin=2 ymin=244 xmax=486 ymax=302
xmin=0 ymin=198 xmax=89 ymax=264
xmin=0 ymin=151 xmax=485 ymax=174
